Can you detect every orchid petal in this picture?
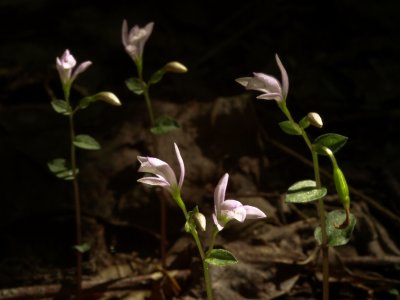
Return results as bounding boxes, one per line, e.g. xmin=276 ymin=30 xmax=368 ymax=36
xmin=137 ymin=176 xmax=170 ymax=188
xmin=235 ymin=77 xmax=252 ymax=87
xmin=224 ymin=206 xmax=247 ymax=222
xmin=221 ymin=199 xmax=244 ymax=210
xmin=253 ymin=73 xmax=282 ymax=94
xmin=174 ymin=143 xmax=185 ymax=189
xmin=71 ymin=61 xmax=92 ymax=83
xmin=212 ymin=213 xmax=224 ymax=231
xmin=256 ymin=93 xmax=283 ymax=101
xmin=243 ymin=205 xmax=267 ymax=219
xmin=122 ymin=20 xmax=128 ymax=48
xmin=275 ymin=54 xmax=289 ymax=100
xmin=214 ymin=173 xmax=229 ymax=213
xmin=137 ymin=156 xmax=177 ymax=188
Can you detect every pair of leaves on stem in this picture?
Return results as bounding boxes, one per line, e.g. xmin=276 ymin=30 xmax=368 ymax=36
xmin=285 ymin=180 xmax=356 ymax=246
xmin=48 ymin=135 xmax=100 ymax=180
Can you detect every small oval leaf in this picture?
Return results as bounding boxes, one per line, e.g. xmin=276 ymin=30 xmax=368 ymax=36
xmin=314 ymin=210 xmax=357 ymax=247
xmin=51 ymin=99 xmax=71 ymax=115
xmin=278 ymin=120 xmax=302 ymax=135
xmin=205 ymin=249 xmax=238 ymax=267
xmin=314 ymin=133 xmax=348 ymax=155
xmin=148 ymin=69 xmax=165 ymax=85
xmin=150 ymin=116 xmax=180 ymax=135
xmin=47 ymin=158 xmax=78 ymax=180
xmin=74 ymin=243 xmax=91 ymax=253
xmin=73 ymin=134 xmax=101 ymax=150
xmin=285 ymin=180 xmax=327 ymax=203
xmin=125 ymin=77 xmax=145 ymax=95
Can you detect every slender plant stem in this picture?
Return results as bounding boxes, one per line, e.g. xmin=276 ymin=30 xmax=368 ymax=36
xmin=143 ymin=89 xmax=155 ymax=127
xmin=175 ymin=194 xmax=213 ymax=300
xmin=312 ymin=151 xmax=329 ymax=300
xmin=279 ymin=101 xmax=329 ymax=299
xmin=65 ymin=87 xmax=82 ymax=300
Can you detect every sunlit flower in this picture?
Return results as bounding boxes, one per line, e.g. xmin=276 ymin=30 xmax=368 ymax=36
xmin=235 ymin=54 xmax=289 ymax=102
xmin=122 ymin=20 xmax=154 ymax=63
xmin=212 ymin=173 xmax=266 ymax=231
xmin=56 ymin=49 xmax=92 ymax=86
xmin=137 ymin=143 xmax=184 ymax=196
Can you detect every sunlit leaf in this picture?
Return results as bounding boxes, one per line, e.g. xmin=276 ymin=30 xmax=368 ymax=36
xmin=74 ymin=243 xmax=91 ymax=253
xmin=285 ymin=180 xmax=327 ymax=203
xmin=51 ymin=99 xmax=71 ymax=115
xmin=125 ymin=77 xmax=145 ymax=95
xmin=314 ymin=210 xmax=357 ymax=247
xmin=314 ymin=133 xmax=348 ymax=155
xmin=148 ymin=69 xmax=165 ymax=85
xmin=47 ymin=158 xmax=78 ymax=180
xmin=278 ymin=120 xmax=302 ymax=135
xmin=150 ymin=116 xmax=180 ymax=135
xmin=73 ymin=134 xmax=101 ymax=150
xmin=205 ymin=249 xmax=238 ymax=266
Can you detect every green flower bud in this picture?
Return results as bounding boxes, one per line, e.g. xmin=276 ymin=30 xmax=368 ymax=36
xmin=163 ymin=61 xmax=188 ymax=73
xmin=193 ymin=212 xmax=206 ymax=231
xmin=93 ymin=92 xmax=122 ymax=106
xmin=307 ymin=112 xmax=323 ymax=128
xmin=333 ymin=166 xmax=350 ymax=209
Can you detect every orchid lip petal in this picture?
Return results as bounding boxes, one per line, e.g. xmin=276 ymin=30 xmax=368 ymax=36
xmin=243 ymin=205 xmax=267 ymax=219
xmin=235 ymin=77 xmax=252 ymax=87
xmin=212 ymin=213 xmax=224 ymax=231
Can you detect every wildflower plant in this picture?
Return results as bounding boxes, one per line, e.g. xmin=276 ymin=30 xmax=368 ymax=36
xmin=122 ymin=20 xmax=187 ymax=132
xmin=236 ymin=54 xmax=356 ymax=300
xmin=137 ymin=143 xmax=266 ymax=300
xmin=48 ymin=49 xmax=121 ymax=299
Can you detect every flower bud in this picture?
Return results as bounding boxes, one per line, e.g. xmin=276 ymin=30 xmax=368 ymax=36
xmin=333 ymin=166 xmax=350 ymax=209
xmin=307 ymin=112 xmax=323 ymax=128
xmin=93 ymin=92 xmax=122 ymax=106
xmin=163 ymin=61 xmax=188 ymax=73
xmin=193 ymin=212 xmax=206 ymax=231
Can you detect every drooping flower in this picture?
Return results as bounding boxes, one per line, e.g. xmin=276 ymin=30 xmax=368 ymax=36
xmin=56 ymin=49 xmax=92 ymax=86
xmin=212 ymin=173 xmax=266 ymax=231
xmin=122 ymin=20 xmax=154 ymax=63
xmin=235 ymin=54 xmax=289 ymax=102
xmin=137 ymin=143 xmax=184 ymax=196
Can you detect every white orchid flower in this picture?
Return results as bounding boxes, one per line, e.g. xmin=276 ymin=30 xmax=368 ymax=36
xmin=236 ymin=54 xmax=289 ymax=102
xmin=212 ymin=173 xmax=266 ymax=231
xmin=56 ymin=49 xmax=92 ymax=86
xmin=137 ymin=143 xmax=184 ymax=197
xmin=122 ymin=20 xmax=154 ymax=63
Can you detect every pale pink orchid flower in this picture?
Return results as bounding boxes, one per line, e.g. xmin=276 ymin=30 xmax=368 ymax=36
xmin=137 ymin=143 xmax=184 ymax=196
xmin=212 ymin=173 xmax=266 ymax=231
xmin=122 ymin=20 xmax=154 ymax=62
xmin=56 ymin=49 xmax=92 ymax=86
xmin=236 ymin=54 xmax=289 ymax=102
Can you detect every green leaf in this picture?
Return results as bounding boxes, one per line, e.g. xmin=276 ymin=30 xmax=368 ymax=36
xmin=78 ymin=96 xmax=94 ymax=110
xmin=148 ymin=69 xmax=165 ymax=85
xmin=313 ymin=133 xmax=348 ymax=155
xmin=205 ymin=249 xmax=238 ymax=267
xmin=285 ymin=180 xmax=327 ymax=203
xmin=73 ymin=134 xmax=101 ymax=150
xmin=47 ymin=158 xmax=78 ymax=180
xmin=125 ymin=77 xmax=146 ymax=95
xmin=51 ymin=99 xmax=71 ymax=115
xmin=314 ymin=210 xmax=357 ymax=247
xmin=150 ymin=116 xmax=180 ymax=135
xmin=74 ymin=243 xmax=91 ymax=253
xmin=278 ymin=120 xmax=302 ymax=135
